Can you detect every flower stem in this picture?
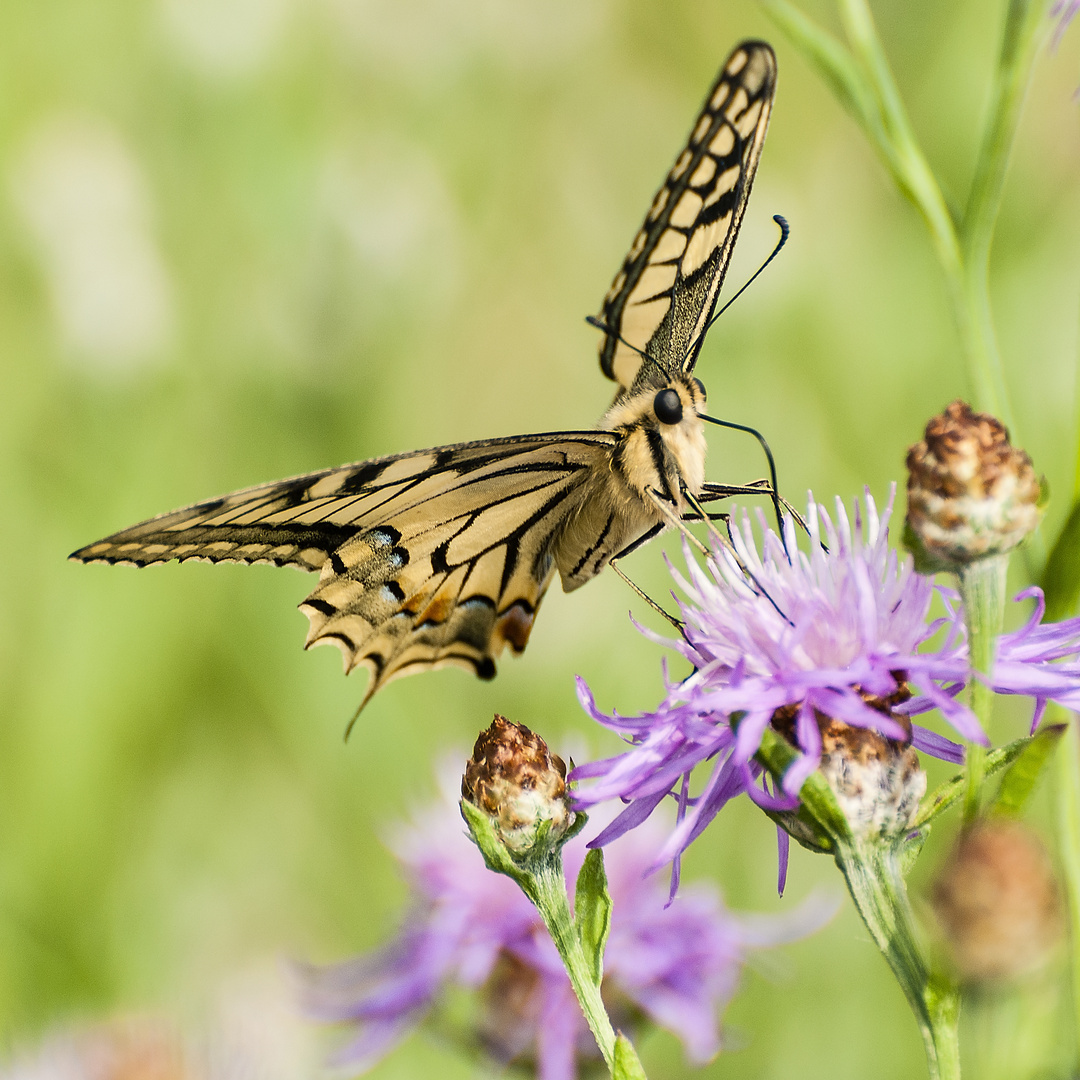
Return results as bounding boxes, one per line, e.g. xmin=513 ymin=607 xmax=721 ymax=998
xmin=1056 ymin=709 xmax=1080 ymax=1061
xmin=834 ymin=839 xmax=961 ymax=1079
xmin=460 ymin=799 xmax=628 ymax=1076
xmin=826 ymin=0 xmax=1042 ymax=437
xmin=528 ymin=853 xmax=619 ymax=1074
xmin=957 ymin=554 xmax=1009 ymax=822
xmin=834 ymin=0 xmax=961 ymax=278
xmin=953 ymin=0 xmax=1043 ymax=434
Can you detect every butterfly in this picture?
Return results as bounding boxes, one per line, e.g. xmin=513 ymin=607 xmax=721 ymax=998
xmin=72 ymin=40 xmax=778 ymax=712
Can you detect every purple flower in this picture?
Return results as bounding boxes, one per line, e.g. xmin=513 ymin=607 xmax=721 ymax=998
xmin=302 ymin=770 xmax=831 ymax=1080
xmin=571 ymin=490 xmax=1080 ymax=874
xmin=1053 ymin=0 xmax=1080 ymax=49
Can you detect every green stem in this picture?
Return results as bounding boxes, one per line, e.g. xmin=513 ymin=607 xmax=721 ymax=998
xmin=459 ymin=801 xmax=626 ymax=1076
xmin=529 ymin=855 xmax=618 ymax=1073
xmin=1056 ymin=709 xmax=1080 ymax=1063
xmin=956 ymin=554 xmax=1009 ymax=822
xmin=831 ymin=0 xmax=1042 ymax=436
xmin=955 ymin=0 xmax=1043 ymax=432
xmin=835 ymin=0 xmax=962 ymax=277
xmin=834 ymin=839 xmax=961 ymax=1079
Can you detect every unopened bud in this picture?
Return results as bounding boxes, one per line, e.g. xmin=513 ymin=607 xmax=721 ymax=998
xmin=462 ymin=715 xmax=573 ymax=858
xmin=906 ymin=400 xmax=1040 ymax=568
xmin=772 ymin=686 xmax=925 ymax=841
xmin=931 ymin=819 xmax=1063 ymax=983
xmin=816 ymin=719 xmax=925 ymax=839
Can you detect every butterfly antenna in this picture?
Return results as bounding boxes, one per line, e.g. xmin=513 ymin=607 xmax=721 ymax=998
xmin=585 ymin=314 xmax=668 ymax=381
xmin=678 ymin=215 xmax=789 ymax=371
xmin=708 ymin=215 xmax=789 ymax=334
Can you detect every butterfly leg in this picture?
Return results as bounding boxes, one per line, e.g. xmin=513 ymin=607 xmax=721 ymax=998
xmin=682 ymin=487 xmax=794 ymax=625
xmin=697 ymin=478 xmax=773 ymax=500
xmin=700 ymin=481 xmax=811 ymax=537
xmin=609 ymin=524 xmax=683 ymax=632
xmin=685 ymin=480 xmax=773 ymax=523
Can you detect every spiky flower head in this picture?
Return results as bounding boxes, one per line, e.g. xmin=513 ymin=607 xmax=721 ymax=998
xmin=462 ymin=715 xmax=574 ymax=858
xmin=786 ymin=714 xmax=925 ymax=841
xmin=905 ymin=400 xmax=1040 ymax=569
xmin=573 ymin=489 xmax=1080 ymax=883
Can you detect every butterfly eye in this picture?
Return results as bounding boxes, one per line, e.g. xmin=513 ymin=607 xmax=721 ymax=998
xmin=654 ymin=389 xmax=684 ymax=425
xmin=692 ymin=378 xmax=707 ymax=402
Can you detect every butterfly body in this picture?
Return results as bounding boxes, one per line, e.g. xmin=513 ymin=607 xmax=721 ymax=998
xmin=72 ymin=41 xmax=776 ymax=708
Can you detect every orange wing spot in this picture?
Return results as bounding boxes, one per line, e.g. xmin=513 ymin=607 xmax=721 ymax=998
xmin=415 ymin=592 xmax=456 ymax=627
xmin=496 ymin=604 xmax=535 ymax=653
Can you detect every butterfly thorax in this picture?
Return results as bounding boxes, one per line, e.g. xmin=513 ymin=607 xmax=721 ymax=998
xmin=547 ymin=373 xmax=706 ymax=594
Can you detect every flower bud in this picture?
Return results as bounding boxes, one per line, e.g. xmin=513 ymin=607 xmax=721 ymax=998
xmin=462 ymin=715 xmax=574 ymax=858
xmin=906 ymin=400 xmax=1040 ymax=568
xmin=931 ymin=819 xmax=1063 ymax=983
xmin=815 ymin=718 xmax=925 ymax=840
xmin=771 ymin=679 xmax=925 ymax=841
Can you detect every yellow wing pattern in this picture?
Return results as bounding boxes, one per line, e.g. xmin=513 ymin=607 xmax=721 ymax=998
xmin=598 ymin=41 xmax=776 ymax=388
xmin=72 ymin=433 xmax=617 ymax=702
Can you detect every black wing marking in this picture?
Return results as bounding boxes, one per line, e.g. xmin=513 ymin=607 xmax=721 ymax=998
xmin=72 ymin=433 xmax=617 ymax=703
xmin=597 ymin=40 xmax=776 ymax=388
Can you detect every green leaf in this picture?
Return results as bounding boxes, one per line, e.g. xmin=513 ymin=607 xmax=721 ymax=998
xmin=990 ymin=723 xmax=1066 ymax=818
xmin=912 ymin=733 xmax=1048 ymax=830
xmin=612 ymin=1034 xmax=649 ymax=1080
xmin=1041 ymin=494 xmax=1080 ymax=622
xmin=574 ymin=848 xmax=612 ymax=988
xmin=562 ymin=808 xmax=589 ymax=846
xmin=899 ymin=828 xmax=927 ymax=878
xmin=459 ymin=798 xmax=530 ymax=890
xmin=757 ymin=726 xmax=851 ymax=842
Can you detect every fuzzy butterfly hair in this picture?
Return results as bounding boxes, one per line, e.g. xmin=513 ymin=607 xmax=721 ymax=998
xmin=73 ymin=41 xmax=779 ymax=715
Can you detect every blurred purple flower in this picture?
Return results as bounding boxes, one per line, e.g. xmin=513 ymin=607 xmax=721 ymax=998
xmin=1053 ymin=0 xmax=1080 ymax=49
xmin=302 ymin=771 xmax=831 ymax=1080
xmin=571 ymin=491 xmax=1080 ymax=873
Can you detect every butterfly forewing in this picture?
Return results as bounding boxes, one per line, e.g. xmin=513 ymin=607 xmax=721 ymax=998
xmin=598 ymin=41 xmax=776 ymax=388
xmin=73 ymin=433 xmax=619 ymax=701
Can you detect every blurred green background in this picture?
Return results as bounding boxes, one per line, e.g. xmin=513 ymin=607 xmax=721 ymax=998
xmin=1 ymin=0 xmax=1078 ymax=1076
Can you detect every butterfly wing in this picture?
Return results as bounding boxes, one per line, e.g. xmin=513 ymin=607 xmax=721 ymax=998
xmin=597 ymin=40 xmax=776 ymax=388
xmin=72 ymin=433 xmax=618 ymax=703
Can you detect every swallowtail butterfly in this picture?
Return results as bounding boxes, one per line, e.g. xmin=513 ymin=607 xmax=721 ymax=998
xmin=73 ymin=41 xmax=778 ymax=711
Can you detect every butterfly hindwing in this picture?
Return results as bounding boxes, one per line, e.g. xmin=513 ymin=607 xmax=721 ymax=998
xmin=73 ymin=433 xmax=619 ymax=700
xmin=598 ymin=40 xmax=776 ymax=388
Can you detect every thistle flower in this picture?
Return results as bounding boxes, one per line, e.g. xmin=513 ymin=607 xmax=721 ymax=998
xmin=572 ymin=491 xmax=1080 ymax=872
xmin=302 ymin=770 xmax=830 ymax=1079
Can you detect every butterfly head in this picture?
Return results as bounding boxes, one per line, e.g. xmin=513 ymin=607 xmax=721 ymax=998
xmin=602 ymin=371 xmax=709 ymax=498
xmin=650 ymin=376 xmax=707 ymax=426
